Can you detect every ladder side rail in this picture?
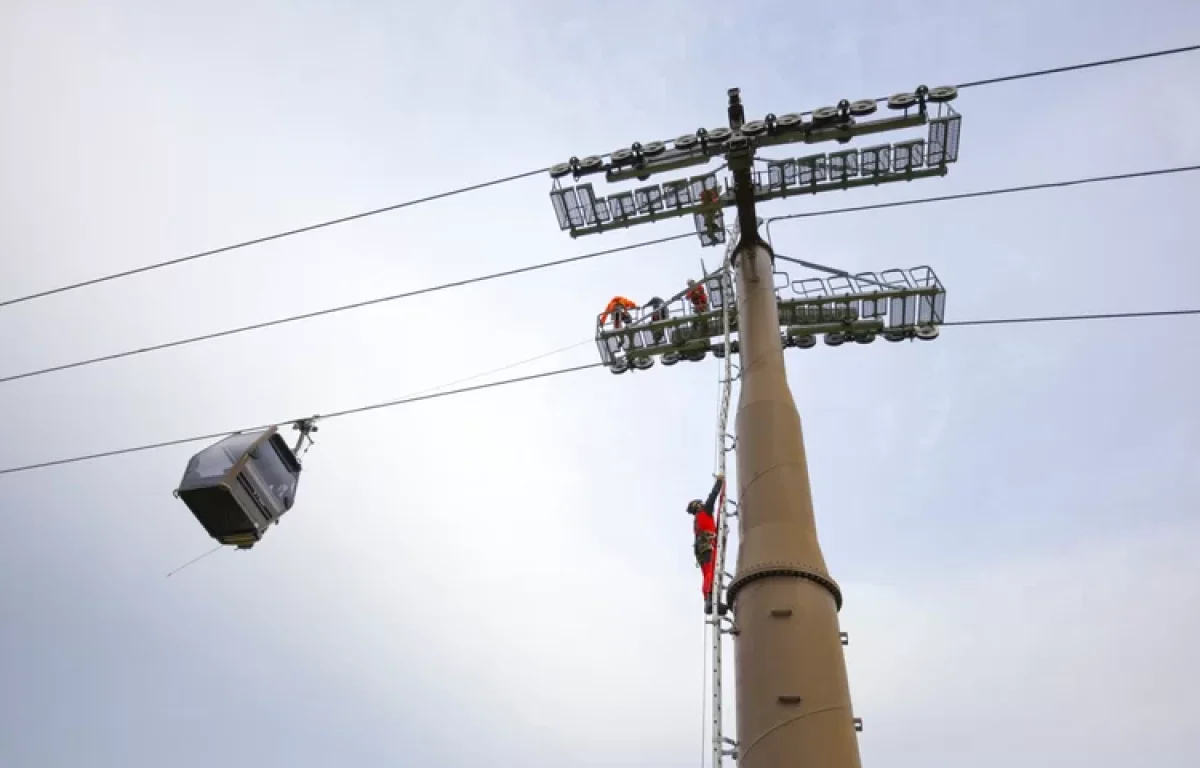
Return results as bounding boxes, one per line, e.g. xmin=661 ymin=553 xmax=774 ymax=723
xmin=710 ymin=220 xmax=740 ymax=768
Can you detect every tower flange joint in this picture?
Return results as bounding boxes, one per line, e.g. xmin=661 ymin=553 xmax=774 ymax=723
xmin=727 ymin=562 xmax=843 ymax=611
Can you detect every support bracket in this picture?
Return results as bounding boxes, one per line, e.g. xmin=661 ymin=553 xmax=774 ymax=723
xmin=291 ymin=416 xmax=320 ymax=457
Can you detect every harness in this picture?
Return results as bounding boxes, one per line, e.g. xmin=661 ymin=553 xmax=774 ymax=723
xmin=693 ymin=530 xmax=716 ymax=564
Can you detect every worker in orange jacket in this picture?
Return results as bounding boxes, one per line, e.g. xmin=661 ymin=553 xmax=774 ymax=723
xmin=688 ymin=473 xmax=726 ymax=615
xmin=600 ymin=295 xmax=637 ymax=330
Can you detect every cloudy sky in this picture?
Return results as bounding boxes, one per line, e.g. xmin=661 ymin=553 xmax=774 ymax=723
xmin=1 ymin=1 xmax=1199 ymax=766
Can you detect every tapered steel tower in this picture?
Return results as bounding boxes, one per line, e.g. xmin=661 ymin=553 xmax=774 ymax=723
xmin=546 ymin=85 xmax=961 ymax=768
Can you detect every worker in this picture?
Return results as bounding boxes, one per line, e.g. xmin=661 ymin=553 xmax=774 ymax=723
xmin=600 ymin=295 xmax=637 ymax=330
xmin=644 ymin=296 xmax=668 ymax=345
xmin=685 ymin=279 xmax=710 ymax=315
xmin=699 ymin=187 xmax=722 ymax=234
xmin=688 ymin=473 xmax=727 ymax=615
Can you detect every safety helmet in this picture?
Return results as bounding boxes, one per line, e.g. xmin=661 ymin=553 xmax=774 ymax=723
xmin=687 ymin=499 xmax=703 ymax=515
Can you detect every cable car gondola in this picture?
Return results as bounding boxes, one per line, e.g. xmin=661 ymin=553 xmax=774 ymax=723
xmin=173 ymin=420 xmax=315 ymax=549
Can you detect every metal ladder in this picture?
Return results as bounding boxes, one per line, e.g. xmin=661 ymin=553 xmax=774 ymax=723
xmin=708 ymin=222 xmax=741 ymax=767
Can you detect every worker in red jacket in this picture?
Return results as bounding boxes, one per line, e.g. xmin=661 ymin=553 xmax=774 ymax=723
xmin=685 ymin=279 xmax=710 ymax=315
xmin=688 ymin=473 xmax=726 ymax=615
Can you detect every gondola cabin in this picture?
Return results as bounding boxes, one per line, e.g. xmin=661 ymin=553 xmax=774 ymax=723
xmin=174 ymin=427 xmax=302 ymax=549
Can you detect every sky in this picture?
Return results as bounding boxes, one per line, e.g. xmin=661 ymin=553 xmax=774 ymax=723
xmin=1 ymin=1 xmax=1199 ymax=766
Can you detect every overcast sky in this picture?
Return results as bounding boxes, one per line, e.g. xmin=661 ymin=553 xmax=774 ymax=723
xmin=1 ymin=1 xmax=1199 ymax=767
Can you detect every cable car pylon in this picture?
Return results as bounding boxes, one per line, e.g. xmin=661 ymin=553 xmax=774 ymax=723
xmin=548 ymin=83 xmax=964 ymax=768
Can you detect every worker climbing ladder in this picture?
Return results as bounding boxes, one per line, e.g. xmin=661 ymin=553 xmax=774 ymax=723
xmin=708 ymin=223 xmax=741 ymax=767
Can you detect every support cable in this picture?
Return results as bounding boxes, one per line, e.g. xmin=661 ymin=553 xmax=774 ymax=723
xmin=942 ymin=309 xmax=1200 ymax=327
xmin=3 ymin=42 xmax=1195 ymax=312
xmin=0 ymin=362 xmax=600 ymax=477
xmin=953 ymin=43 xmax=1200 ymax=91
xmin=0 ymin=236 xmax=689 ymax=386
xmin=763 ymin=164 xmax=1200 ymax=244
xmin=789 ymin=43 xmax=1200 ymax=117
xmin=165 ymin=544 xmax=223 ymax=578
xmin=6 ymin=162 xmax=1198 ymax=388
xmin=0 ymin=167 xmax=549 ymax=310
xmin=0 ymin=306 xmax=1196 ymax=478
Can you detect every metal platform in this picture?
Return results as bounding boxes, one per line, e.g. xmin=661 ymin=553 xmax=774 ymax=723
xmin=596 ymin=266 xmax=946 ymax=373
xmin=550 ymin=99 xmax=962 ymax=247
xmin=596 ymin=270 xmax=735 ymax=374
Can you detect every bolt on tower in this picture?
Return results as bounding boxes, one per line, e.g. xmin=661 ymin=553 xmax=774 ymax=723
xmin=547 ymin=86 xmax=962 ymax=768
